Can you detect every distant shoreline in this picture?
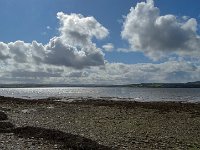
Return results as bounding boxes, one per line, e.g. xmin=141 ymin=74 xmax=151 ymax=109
xmin=0 ymin=81 xmax=200 ymax=88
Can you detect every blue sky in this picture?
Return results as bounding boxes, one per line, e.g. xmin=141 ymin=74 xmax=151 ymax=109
xmin=0 ymin=0 xmax=200 ymax=84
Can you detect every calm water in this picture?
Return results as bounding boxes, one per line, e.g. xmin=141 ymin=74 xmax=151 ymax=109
xmin=0 ymin=87 xmax=200 ymax=102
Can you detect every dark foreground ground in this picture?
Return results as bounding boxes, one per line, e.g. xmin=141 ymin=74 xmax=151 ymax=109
xmin=0 ymin=96 xmax=200 ymax=149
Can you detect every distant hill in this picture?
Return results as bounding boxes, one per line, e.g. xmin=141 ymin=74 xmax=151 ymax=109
xmin=127 ymin=81 xmax=200 ymax=88
xmin=0 ymin=81 xmax=200 ymax=88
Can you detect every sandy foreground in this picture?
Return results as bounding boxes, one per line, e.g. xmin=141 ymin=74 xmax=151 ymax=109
xmin=0 ymin=96 xmax=200 ymax=150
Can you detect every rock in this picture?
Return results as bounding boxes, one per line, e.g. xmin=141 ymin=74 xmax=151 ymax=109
xmin=0 ymin=111 xmax=8 ymax=121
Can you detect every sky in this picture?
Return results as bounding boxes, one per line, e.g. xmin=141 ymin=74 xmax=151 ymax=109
xmin=0 ymin=0 xmax=200 ymax=84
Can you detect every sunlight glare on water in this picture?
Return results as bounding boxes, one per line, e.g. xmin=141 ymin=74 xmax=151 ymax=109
xmin=0 ymin=87 xmax=200 ymax=102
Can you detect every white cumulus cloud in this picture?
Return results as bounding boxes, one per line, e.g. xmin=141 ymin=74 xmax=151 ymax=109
xmin=0 ymin=12 xmax=109 ymax=69
xmin=44 ymin=37 xmax=105 ymax=69
xmin=121 ymin=0 xmax=200 ymax=60
xmin=57 ymin=12 xmax=109 ymax=48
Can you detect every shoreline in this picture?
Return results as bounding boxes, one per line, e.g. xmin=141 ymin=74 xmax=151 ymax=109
xmin=0 ymin=96 xmax=200 ymax=149
xmin=1 ymin=95 xmax=200 ymax=111
xmin=1 ymin=95 xmax=200 ymax=103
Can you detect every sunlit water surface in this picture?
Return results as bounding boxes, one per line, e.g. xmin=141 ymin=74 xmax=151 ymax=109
xmin=0 ymin=87 xmax=200 ymax=102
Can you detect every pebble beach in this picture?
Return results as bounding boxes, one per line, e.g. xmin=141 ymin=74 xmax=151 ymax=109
xmin=0 ymin=96 xmax=200 ymax=149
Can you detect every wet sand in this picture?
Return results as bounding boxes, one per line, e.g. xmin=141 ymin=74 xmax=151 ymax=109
xmin=0 ymin=96 xmax=200 ymax=149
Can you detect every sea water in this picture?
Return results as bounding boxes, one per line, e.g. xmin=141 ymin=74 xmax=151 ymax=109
xmin=0 ymin=87 xmax=200 ymax=102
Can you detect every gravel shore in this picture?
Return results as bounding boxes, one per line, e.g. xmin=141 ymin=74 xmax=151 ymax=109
xmin=0 ymin=96 xmax=200 ymax=149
